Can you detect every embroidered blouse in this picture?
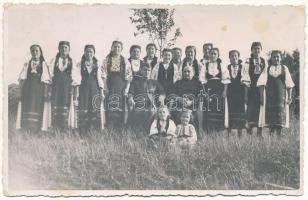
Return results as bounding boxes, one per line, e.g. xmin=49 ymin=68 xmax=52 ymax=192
xmin=151 ymin=62 xmax=179 ymax=83
xmin=257 ymin=65 xmax=295 ymax=88
xmin=149 ymin=119 xmax=177 ymax=137
xmin=175 ymin=124 xmax=197 ymax=145
xmin=130 ymin=59 xmax=141 ymax=73
xmin=98 ymin=55 xmax=133 ymax=89
xmin=18 ymin=60 xmax=51 ymax=84
xmin=199 ymin=61 xmax=230 ymax=84
xmin=228 ymin=63 xmax=251 ymax=87
xmin=49 ymin=57 xmax=81 ymax=86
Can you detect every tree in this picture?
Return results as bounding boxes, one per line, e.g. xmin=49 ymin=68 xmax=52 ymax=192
xmin=129 ymin=8 xmax=182 ymax=57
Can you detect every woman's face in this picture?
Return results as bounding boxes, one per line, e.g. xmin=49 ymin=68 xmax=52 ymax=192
xmin=59 ymin=44 xmax=70 ymax=58
xmin=186 ymin=48 xmax=195 ymax=61
xmin=146 ymin=46 xmax=156 ymax=57
xmin=131 ymin=48 xmax=141 ymax=60
xmin=183 ymin=67 xmax=194 ymax=80
xmin=112 ymin=43 xmax=122 ymax=56
xmin=229 ymin=52 xmax=239 ymax=65
xmin=31 ymin=46 xmax=41 ymax=60
xmin=163 ymin=51 xmax=172 ymax=64
xmin=85 ymin=48 xmax=95 ymax=60
xmin=210 ymin=50 xmax=219 ymax=62
xmin=203 ymin=45 xmax=212 ymax=58
xmin=271 ymin=52 xmax=282 ymax=66
xmin=172 ymin=49 xmax=182 ymax=62
xmin=181 ymin=113 xmax=190 ymax=125
xmin=252 ymin=45 xmax=262 ymax=57
xmin=158 ymin=108 xmax=169 ymax=121
xmin=141 ymin=67 xmax=152 ymax=79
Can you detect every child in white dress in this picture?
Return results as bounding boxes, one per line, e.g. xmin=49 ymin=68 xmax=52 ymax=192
xmin=149 ymin=106 xmax=177 ymax=142
xmin=175 ymin=110 xmax=198 ymax=146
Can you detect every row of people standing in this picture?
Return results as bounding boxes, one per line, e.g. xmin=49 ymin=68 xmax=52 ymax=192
xmin=16 ymin=41 xmax=294 ymax=139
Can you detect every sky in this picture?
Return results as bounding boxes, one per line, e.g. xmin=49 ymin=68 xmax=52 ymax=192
xmin=3 ymin=4 xmax=305 ymax=84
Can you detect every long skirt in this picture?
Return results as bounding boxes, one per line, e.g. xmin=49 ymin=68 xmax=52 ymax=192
xmin=264 ymin=76 xmax=287 ymax=127
xmin=51 ymin=72 xmax=72 ymax=129
xmin=202 ymin=79 xmax=226 ymax=131
xmin=106 ymin=72 xmax=126 ymax=127
xmin=247 ymin=85 xmax=261 ymax=126
xmin=227 ymin=81 xmax=246 ymax=129
xmin=20 ymin=75 xmax=44 ymax=131
xmin=79 ymin=76 xmax=101 ymax=132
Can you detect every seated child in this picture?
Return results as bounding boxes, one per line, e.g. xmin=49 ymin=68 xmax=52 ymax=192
xmin=175 ymin=109 xmax=198 ymax=145
xmin=149 ymin=105 xmax=177 ymax=141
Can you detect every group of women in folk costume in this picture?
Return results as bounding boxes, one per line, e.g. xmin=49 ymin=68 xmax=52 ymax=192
xmin=16 ymin=41 xmax=103 ymax=133
xmin=16 ymin=40 xmax=295 ymax=141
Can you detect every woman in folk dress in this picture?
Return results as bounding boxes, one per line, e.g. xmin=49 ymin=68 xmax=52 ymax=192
xmin=143 ymin=43 xmax=159 ymax=70
xmin=77 ymin=44 xmax=103 ymax=133
xmin=226 ymin=50 xmax=250 ymax=137
xmin=182 ymin=46 xmax=203 ymax=79
xmin=199 ymin=48 xmax=231 ymax=133
xmin=16 ymin=44 xmax=51 ymax=132
xmin=257 ymin=50 xmax=294 ymax=136
xmin=172 ymin=47 xmax=183 ymax=79
xmin=98 ymin=40 xmax=132 ymax=127
xmin=200 ymin=43 xmax=213 ymax=67
xmin=49 ymin=41 xmax=81 ymax=130
xmin=128 ymin=45 xmax=143 ymax=76
xmin=151 ymin=48 xmax=179 ymax=98
xmin=245 ymin=42 xmax=267 ymax=137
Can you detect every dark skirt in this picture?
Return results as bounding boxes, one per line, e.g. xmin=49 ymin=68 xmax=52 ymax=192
xmin=21 ymin=75 xmax=44 ymax=131
xmin=51 ymin=72 xmax=72 ymax=129
xmin=202 ymin=79 xmax=225 ymax=130
xmin=247 ymin=85 xmax=261 ymax=126
xmin=79 ymin=75 xmax=101 ymax=131
xmin=106 ymin=72 xmax=126 ymax=126
xmin=265 ymin=76 xmax=286 ymax=127
xmin=227 ymin=81 xmax=246 ymax=129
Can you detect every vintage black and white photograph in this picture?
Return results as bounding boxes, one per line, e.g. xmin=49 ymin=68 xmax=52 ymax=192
xmin=2 ymin=1 xmax=305 ymax=196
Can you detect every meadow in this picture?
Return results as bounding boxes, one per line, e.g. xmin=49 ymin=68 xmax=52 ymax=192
xmin=6 ymin=83 xmax=300 ymax=190
xmin=7 ymin=115 xmax=300 ymax=190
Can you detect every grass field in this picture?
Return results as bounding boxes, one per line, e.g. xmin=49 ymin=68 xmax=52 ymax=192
xmin=7 ymin=114 xmax=300 ymax=191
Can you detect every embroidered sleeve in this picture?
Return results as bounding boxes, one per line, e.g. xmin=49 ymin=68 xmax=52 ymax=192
xmin=150 ymin=63 xmax=159 ymax=81
xmin=71 ymin=60 xmax=81 ymax=86
xmin=167 ymin=120 xmax=177 ymax=137
xmin=18 ymin=62 xmax=28 ymax=82
xmin=256 ymin=65 xmax=268 ymax=87
xmin=284 ymin=65 xmax=295 ymax=88
xmin=40 ymin=61 xmax=52 ymax=84
xmin=97 ymin=58 xmax=108 ymax=90
xmin=124 ymin=58 xmax=133 ymax=81
xmin=221 ymin=64 xmax=231 ymax=84
xmin=149 ymin=119 xmax=159 ymax=136
xmin=198 ymin=63 xmax=207 ymax=84
xmin=48 ymin=58 xmax=56 ymax=80
xmin=241 ymin=62 xmax=251 ymax=87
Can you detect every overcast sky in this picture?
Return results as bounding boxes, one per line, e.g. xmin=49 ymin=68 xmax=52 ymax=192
xmin=4 ymin=4 xmax=305 ymax=84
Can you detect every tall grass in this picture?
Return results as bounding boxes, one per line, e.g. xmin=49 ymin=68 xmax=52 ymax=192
xmin=7 ymin=84 xmax=300 ymax=190
xmin=7 ymin=117 xmax=300 ymax=190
